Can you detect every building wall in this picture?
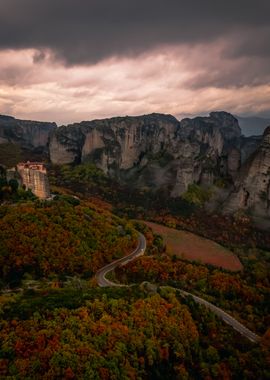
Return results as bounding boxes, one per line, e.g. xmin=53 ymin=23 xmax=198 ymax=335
xmin=17 ymin=162 xmax=50 ymax=199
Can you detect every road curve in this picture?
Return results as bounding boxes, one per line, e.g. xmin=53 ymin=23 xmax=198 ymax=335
xmin=96 ymin=233 xmax=146 ymax=287
xmin=96 ymin=232 xmax=260 ymax=343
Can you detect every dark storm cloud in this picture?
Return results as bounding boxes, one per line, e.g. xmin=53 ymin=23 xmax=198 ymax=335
xmin=0 ymin=0 xmax=269 ymax=65
xmin=187 ymin=45 xmax=270 ymax=89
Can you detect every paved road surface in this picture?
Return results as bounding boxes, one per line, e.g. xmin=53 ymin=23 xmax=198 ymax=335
xmin=167 ymin=288 xmax=260 ymax=343
xmin=185 ymin=291 xmax=260 ymax=343
xmin=96 ymin=232 xmax=261 ymax=343
xmin=96 ymin=233 xmax=146 ymax=287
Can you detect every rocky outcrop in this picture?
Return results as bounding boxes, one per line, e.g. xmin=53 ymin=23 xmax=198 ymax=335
xmin=225 ymin=126 xmax=270 ymax=217
xmin=1 ymin=111 xmax=268 ymax=218
xmin=49 ymin=111 xmax=247 ymax=196
xmin=170 ymin=112 xmax=242 ymax=192
xmin=0 ymin=115 xmax=56 ymax=150
xmin=49 ymin=113 xmax=179 ymax=175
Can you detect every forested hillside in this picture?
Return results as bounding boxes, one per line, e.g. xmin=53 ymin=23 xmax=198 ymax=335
xmin=0 ymin=198 xmax=136 ymax=287
xmin=0 ymin=178 xmax=269 ymax=379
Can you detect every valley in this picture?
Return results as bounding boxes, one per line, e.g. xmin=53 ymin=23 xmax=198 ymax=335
xmin=1 ymin=1 xmax=270 ymax=377
xmin=0 ymin=112 xmax=269 ymax=379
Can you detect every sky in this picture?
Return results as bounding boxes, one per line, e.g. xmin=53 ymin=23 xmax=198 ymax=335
xmin=0 ymin=0 xmax=269 ymax=125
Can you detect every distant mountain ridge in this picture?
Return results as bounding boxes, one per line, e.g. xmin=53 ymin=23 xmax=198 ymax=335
xmin=0 ymin=114 xmax=56 ymax=150
xmin=0 ymin=111 xmax=269 ymax=220
xmin=236 ymin=115 xmax=270 ymax=137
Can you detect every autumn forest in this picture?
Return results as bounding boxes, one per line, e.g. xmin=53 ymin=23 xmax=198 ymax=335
xmin=0 ymin=164 xmax=269 ymax=379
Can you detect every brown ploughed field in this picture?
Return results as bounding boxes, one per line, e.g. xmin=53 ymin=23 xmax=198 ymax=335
xmin=145 ymin=221 xmax=243 ymax=271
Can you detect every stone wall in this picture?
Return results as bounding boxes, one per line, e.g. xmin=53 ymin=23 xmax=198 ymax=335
xmin=17 ymin=162 xmax=50 ymax=199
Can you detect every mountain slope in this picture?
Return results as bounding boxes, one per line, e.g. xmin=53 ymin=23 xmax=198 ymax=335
xmin=0 ymin=198 xmax=136 ymax=286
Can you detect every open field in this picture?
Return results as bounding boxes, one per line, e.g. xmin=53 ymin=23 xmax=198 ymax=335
xmin=145 ymin=221 xmax=243 ymax=271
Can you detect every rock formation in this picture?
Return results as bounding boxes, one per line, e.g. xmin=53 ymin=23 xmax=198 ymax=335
xmin=49 ymin=114 xmax=178 ymax=170
xmin=225 ymin=127 xmax=270 ymax=218
xmin=0 ymin=115 xmax=56 ymax=150
xmin=49 ymin=112 xmax=247 ymax=196
xmin=1 ymin=111 xmax=268 ymax=218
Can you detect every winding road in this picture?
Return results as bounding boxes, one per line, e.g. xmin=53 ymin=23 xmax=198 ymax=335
xmin=96 ymin=232 xmax=261 ymax=344
xmin=96 ymin=233 xmax=146 ymax=287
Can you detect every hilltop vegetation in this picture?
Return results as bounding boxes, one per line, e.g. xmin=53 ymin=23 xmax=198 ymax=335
xmin=49 ymin=163 xmax=197 ymax=219
xmin=0 ymin=290 xmax=199 ymax=379
xmin=0 ymin=285 xmax=269 ymax=379
xmin=0 ymin=170 xmax=36 ymax=204
xmin=116 ymin=252 xmax=270 ymax=336
xmin=0 ymin=198 xmax=137 ymax=287
xmin=0 ymin=165 xmax=269 ymax=379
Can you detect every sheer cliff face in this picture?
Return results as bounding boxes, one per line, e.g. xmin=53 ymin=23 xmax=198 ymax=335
xmin=50 ymin=114 xmax=178 ymax=169
xmin=225 ymin=127 xmax=270 ymax=217
xmin=1 ymin=111 xmax=268 ymax=217
xmin=49 ymin=112 xmax=244 ymax=196
xmin=0 ymin=115 xmax=56 ymax=149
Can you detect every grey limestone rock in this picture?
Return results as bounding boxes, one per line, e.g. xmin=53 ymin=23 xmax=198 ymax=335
xmin=225 ymin=126 xmax=270 ymax=217
xmin=49 ymin=111 xmax=246 ymax=197
xmin=0 ymin=115 xmax=56 ymax=150
xmin=1 ymin=111 xmax=268 ymax=218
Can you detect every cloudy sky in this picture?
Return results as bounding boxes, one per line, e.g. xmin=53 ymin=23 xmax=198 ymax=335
xmin=0 ymin=0 xmax=269 ymax=125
